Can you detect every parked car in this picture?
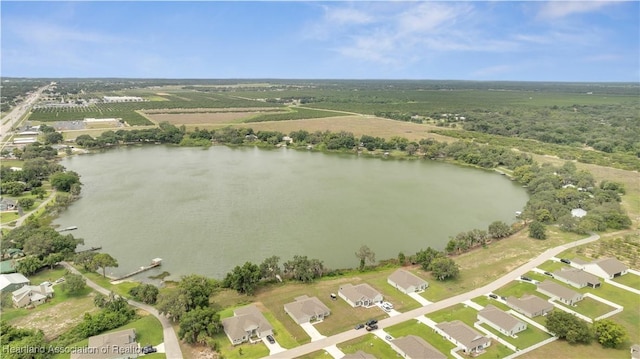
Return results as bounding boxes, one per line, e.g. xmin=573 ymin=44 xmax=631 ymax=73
xmin=330 ymin=293 xmax=337 ymax=300
xmin=266 ymin=335 xmax=275 ymax=344
xmin=385 ymin=334 xmax=393 ymax=340
xmin=488 ymin=294 xmax=498 ymax=299
xmin=142 ymin=346 xmax=157 ymax=354
xmin=365 ymin=319 xmax=378 ymax=326
xmin=54 ymin=278 xmax=65 ymax=283
xmin=520 ymin=276 xmax=532 ymax=281
xmin=381 ymin=301 xmax=393 ymax=309
xmin=355 ymin=323 xmax=365 ymax=330
xmin=560 ymin=258 xmax=571 ymax=264
xmin=544 ymin=271 xmax=554 ymax=277
xmin=40 ymin=281 xmax=52 ymax=287
xmin=365 ymin=324 xmax=378 ymax=331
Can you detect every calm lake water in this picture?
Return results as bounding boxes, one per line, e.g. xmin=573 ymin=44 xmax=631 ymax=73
xmin=54 ymin=145 xmax=528 ymax=280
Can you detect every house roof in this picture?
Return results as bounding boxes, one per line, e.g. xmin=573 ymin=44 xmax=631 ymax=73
xmin=391 ymin=335 xmax=445 ymax=359
xmin=284 ymin=295 xmax=330 ymax=322
xmin=12 ymin=285 xmax=54 ymax=303
xmin=0 ymin=273 xmax=29 ymax=290
xmin=436 ymin=320 xmax=490 ymax=350
xmin=342 ymin=350 xmax=377 ymax=359
xmin=222 ymin=304 xmax=273 ymax=341
xmin=388 ymin=269 xmax=427 ymax=289
xmin=591 ymin=257 xmax=628 ymax=276
xmin=553 ymin=268 xmax=601 ymax=286
xmin=71 ymin=329 xmax=137 ymax=359
xmin=478 ymin=305 xmax=525 ymax=332
xmin=339 ymin=283 xmax=382 ymax=303
xmin=537 ymin=280 xmax=581 ymax=301
xmin=506 ymin=295 xmax=553 ymax=315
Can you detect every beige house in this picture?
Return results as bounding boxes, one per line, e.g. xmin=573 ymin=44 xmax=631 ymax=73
xmin=435 ymin=320 xmax=491 ymax=354
xmin=537 ymin=280 xmax=583 ymax=306
xmin=390 ymin=335 xmax=446 ymax=359
xmin=70 ymin=329 xmax=137 ymax=359
xmin=387 ymin=269 xmax=428 ymax=293
xmin=284 ymin=295 xmax=330 ymax=324
xmin=582 ymin=257 xmax=629 ymax=279
xmin=12 ymin=284 xmax=54 ymax=308
xmin=222 ymin=304 xmax=274 ymax=345
xmin=553 ymin=268 xmax=601 ymax=288
xmin=478 ymin=305 xmax=527 ymax=337
xmin=338 ymin=283 xmax=383 ymax=308
xmin=505 ymin=295 xmax=554 ymax=318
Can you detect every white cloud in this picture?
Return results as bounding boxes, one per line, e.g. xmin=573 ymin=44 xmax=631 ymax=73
xmin=324 ymin=6 xmax=374 ymax=26
xmin=537 ymin=1 xmax=621 ymax=19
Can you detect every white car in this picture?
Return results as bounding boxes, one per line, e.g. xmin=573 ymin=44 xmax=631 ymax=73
xmin=381 ymin=301 xmax=393 ymax=309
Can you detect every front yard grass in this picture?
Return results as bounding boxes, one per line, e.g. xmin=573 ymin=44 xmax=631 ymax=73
xmin=426 ymin=303 xmax=479 ymax=326
xmin=295 ymin=349 xmax=332 ymax=359
xmin=553 ymin=296 xmax=616 ymax=320
xmin=212 ymin=331 xmax=269 ymax=359
xmin=492 ymin=281 xmax=540 ymax=299
xmin=477 ymin=322 xmax=551 ymax=350
xmin=385 ymin=320 xmax=456 ymax=359
xmin=612 ymin=272 xmax=640 ymax=290
xmin=337 ymin=333 xmax=400 ymax=359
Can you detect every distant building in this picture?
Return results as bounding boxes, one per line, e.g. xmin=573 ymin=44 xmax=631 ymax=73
xmin=552 ymin=268 xmax=601 ymax=288
xmin=12 ymin=284 xmax=54 ymax=308
xmin=103 ymin=96 xmax=144 ymax=103
xmin=435 ymin=320 xmax=491 ymax=355
xmin=477 ymin=305 xmax=527 ymax=337
xmin=0 ymin=273 xmax=29 ymax=293
xmin=581 ymin=257 xmax=629 ymax=279
xmin=338 ymin=283 xmax=383 ymax=308
xmin=537 ymin=280 xmax=583 ymax=306
xmin=222 ymin=304 xmax=274 ymax=345
xmin=505 ymin=295 xmax=553 ymax=318
xmin=390 ymin=335 xmax=445 ymax=359
xmin=387 ymin=269 xmax=428 ymax=294
xmin=571 ymin=208 xmax=587 ymax=218
xmin=284 ymin=295 xmax=330 ymax=324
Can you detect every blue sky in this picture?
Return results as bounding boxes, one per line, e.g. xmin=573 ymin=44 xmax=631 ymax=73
xmin=1 ymin=1 xmax=638 ymax=81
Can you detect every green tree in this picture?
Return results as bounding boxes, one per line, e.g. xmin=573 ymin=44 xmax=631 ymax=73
xmin=178 ymin=274 xmax=217 ymax=311
xmin=355 ymin=245 xmax=376 ymax=271
xmin=415 ymin=247 xmax=443 ymax=271
xmin=488 ymin=221 xmax=513 ymax=239
xmin=17 ymin=198 xmax=34 ymax=210
xmin=430 ymin=257 xmax=460 ymax=281
xmin=593 ymin=319 xmax=627 ymax=349
xmin=223 ymin=262 xmax=261 ymax=295
xmin=43 ymin=252 xmax=65 ymax=269
xmin=15 ymin=256 xmax=42 ymax=276
xmin=529 ymin=221 xmax=547 ymax=240
xmin=61 ymin=273 xmax=86 ymax=294
xmin=283 ymin=255 xmax=324 ymax=282
xmin=545 ymin=311 xmax=592 ymax=344
xmin=128 ymin=284 xmax=159 ymax=304
xmin=178 ymin=307 xmax=221 ymax=344
xmin=49 ymin=171 xmax=81 ymax=192
xmin=2 ymin=182 xmax=26 ymax=196
xmin=397 ymin=252 xmax=406 ymax=266
xmin=43 ymin=131 xmax=63 ymax=145
xmin=259 ymin=255 xmax=281 ymax=281
xmin=74 ymin=252 xmax=98 ymax=271
xmin=30 ymin=187 xmax=46 ymax=200
xmin=91 ymin=253 xmax=119 ymax=277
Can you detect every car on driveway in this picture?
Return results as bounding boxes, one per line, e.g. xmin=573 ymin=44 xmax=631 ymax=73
xmin=365 ymin=324 xmax=378 ymax=331
xmin=385 ymin=334 xmax=393 ymax=340
xmin=365 ymin=319 xmax=378 ymax=326
xmin=355 ymin=323 xmax=365 ymax=330
xmin=266 ymin=335 xmax=275 ymax=344
xmin=142 ymin=346 xmax=157 ymax=354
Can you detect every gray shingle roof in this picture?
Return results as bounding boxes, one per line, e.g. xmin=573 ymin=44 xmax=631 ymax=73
xmin=388 ymin=269 xmax=427 ymax=290
xmin=436 ymin=320 xmax=490 ymax=350
xmin=478 ymin=305 xmax=526 ymax=332
xmin=537 ymin=280 xmax=581 ymax=301
xmin=391 ymin=335 xmax=446 ymax=359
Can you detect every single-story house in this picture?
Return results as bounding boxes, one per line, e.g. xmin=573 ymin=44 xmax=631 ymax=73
xmin=70 ymin=328 xmax=138 ymax=359
xmin=0 ymin=198 xmax=17 ymax=211
xmin=342 ymin=351 xmax=377 ymax=359
xmin=284 ymin=295 xmax=331 ymax=324
xmin=582 ymin=257 xmax=629 ymax=279
xmin=222 ymin=304 xmax=274 ymax=345
xmin=390 ymin=335 xmax=446 ymax=359
xmin=12 ymin=284 xmax=54 ymax=308
xmin=552 ymin=268 xmax=601 ymax=288
xmin=537 ymin=280 xmax=583 ymax=306
xmin=505 ymin=295 xmax=554 ymax=318
xmin=477 ymin=305 xmax=527 ymax=337
xmin=387 ymin=269 xmax=428 ymax=294
xmin=338 ymin=283 xmax=383 ymax=308
xmin=0 ymin=273 xmax=29 ymax=293
xmin=435 ymin=320 xmax=491 ymax=355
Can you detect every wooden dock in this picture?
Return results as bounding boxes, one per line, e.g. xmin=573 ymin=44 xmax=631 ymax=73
xmin=110 ymin=258 xmax=162 ymax=282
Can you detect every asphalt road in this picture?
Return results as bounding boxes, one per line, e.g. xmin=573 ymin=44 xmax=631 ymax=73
xmin=61 ymin=262 xmax=184 ymax=359
xmin=1 ymin=83 xmax=51 ymax=149
xmin=264 ymin=232 xmax=600 ymax=359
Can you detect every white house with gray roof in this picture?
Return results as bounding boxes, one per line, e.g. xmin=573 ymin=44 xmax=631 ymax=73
xmin=338 ymin=283 xmax=383 ymax=308
xmin=553 ymin=268 xmax=601 ymax=288
xmin=387 ymin=269 xmax=428 ymax=294
xmin=284 ymin=295 xmax=330 ymax=324
xmin=582 ymin=257 xmax=629 ymax=279
xmin=0 ymin=273 xmax=29 ymax=293
xmin=222 ymin=304 xmax=273 ymax=345
xmin=506 ymin=295 xmax=553 ymax=318
xmin=477 ymin=305 xmax=527 ymax=337
xmin=435 ymin=320 xmax=491 ymax=355
xmin=70 ymin=328 xmax=137 ymax=359
xmin=537 ymin=280 xmax=583 ymax=306
xmin=390 ymin=335 xmax=446 ymax=359
xmin=12 ymin=284 xmax=54 ymax=308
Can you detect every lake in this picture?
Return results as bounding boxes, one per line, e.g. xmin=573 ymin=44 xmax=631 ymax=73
xmin=54 ymin=145 xmax=528 ymax=280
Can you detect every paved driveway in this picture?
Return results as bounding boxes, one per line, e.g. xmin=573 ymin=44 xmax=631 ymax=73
xmin=263 ymin=337 xmax=286 ymax=355
xmin=408 ymin=292 xmax=432 ymax=306
xmin=300 ymin=322 xmax=327 ymax=342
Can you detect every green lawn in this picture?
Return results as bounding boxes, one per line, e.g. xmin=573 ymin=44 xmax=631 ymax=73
xmin=426 ymin=303 xmax=479 ymax=326
xmin=212 ymin=331 xmax=270 ymax=359
xmin=556 ymin=297 xmax=616 ymax=320
xmin=295 ymin=349 xmax=332 ymax=359
xmin=337 ymin=334 xmax=400 ymax=359
xmin=493 ymin=281 xmax=540 ymax=299
xmin=1 ymin=211 xmax=20 ymax=224
xmin=536 ymin=261 xmax=569 ymax=273
xmin=477 ymin=322 xmax=551 ymax=350
xmin=612 ymin=272 xmax=640 ymax=290
xmin=385 ymin=320 xmax=456 ymax=359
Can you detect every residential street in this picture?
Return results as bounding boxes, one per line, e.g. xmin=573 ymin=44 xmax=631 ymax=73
xmin=61 ymin=262 xmax=184 ymax=359
xmin=264 ymin=232 xmax=600 ymax=359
